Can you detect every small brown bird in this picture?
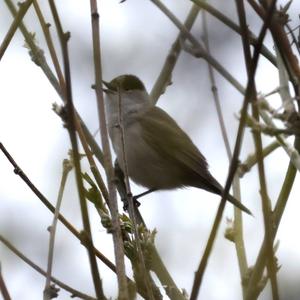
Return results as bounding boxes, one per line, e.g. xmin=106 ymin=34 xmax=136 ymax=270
xmin=103 ymin=74 xmax=251 ymax=215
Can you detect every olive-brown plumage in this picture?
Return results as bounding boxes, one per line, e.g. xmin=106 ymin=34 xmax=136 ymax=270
xmin=104 ymin=75 xmax=251 ymax=214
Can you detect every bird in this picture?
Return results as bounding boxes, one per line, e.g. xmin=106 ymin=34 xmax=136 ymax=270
xmin=103 ymin=74 xmax=251 ymax=215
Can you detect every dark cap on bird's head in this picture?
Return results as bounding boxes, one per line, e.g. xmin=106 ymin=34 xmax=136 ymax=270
xmin=102 ymin=74 xmax=146 ymax=93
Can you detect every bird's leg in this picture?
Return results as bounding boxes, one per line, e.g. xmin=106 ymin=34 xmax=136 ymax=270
xmin=123 ymin=189 xmax=157 ymax=211
xmin=134 ymin=188 xmax=157 ymax=200
xmin=114 ymin=160 xmax=157 ymax=210
xmin=123 ymin=189 xmax=157 ymax=210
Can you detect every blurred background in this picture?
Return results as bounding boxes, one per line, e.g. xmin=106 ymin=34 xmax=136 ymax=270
xmin=0 ymin=0 xmax=300 ymax=299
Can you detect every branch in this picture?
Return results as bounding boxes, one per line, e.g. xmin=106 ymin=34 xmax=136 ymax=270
xmin=116 ymin=89 xmax=156 ymax=299
xmin=149 ymin=0 xmax=245 ymax=94
xmin=190 ymin=0 xmax=276 ymax=298
xmin=190 ymin=0 xmax=277 ymax=66
xmin=48 ymin=1 xmax=105 ymax=298
xmin=150 ymin=4 xmax=200 ymax=103
xmin=0 ymin=264 xmax=11 ymax=300
xmin=0 ymin=0 xmax=33 ymax=60
xmin=245 ymin=152 xmax=298 ymax=299
xmin=44 ymin=159 xmax=72 ymax=300
xmin=235 ymin=0 xmax=279 ymax=298
xmin=89 ymin=1 xmax=128 ymax=298
xmin=0 ymin=235 xmax=96 ymax=300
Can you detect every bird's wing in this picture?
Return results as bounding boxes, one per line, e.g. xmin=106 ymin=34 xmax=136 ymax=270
xmin=137 ymin=106 xmax=211 ymax=179
xmin=136 ymin=106 xmax=252 ymax=215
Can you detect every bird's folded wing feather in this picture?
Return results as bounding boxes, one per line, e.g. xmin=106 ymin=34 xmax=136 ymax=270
xmin=137 ymin=106 xmax=210 ymax=177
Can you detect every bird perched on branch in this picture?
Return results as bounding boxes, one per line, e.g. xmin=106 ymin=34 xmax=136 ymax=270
xmin=103 ymin=74 xmax=251 ymax=215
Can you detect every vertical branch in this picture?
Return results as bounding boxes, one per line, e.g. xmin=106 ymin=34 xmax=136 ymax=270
xmin=89 ymin=1 xmax=129 ymax=299
xmin=235 ymin=1 xmax=279 ymax=299
xmin=201 ymin=11 xmax=232 ymax=159
xmin=245 ymin=152 xmax=298 ymax=299
xmin=190 ymin=1 xmax=276 ymax=299
xmin=74 ymin=117 xmax=109 ymax=205
xmin=116 ymin=89 xmax=155 ymax=300
xmin=202 ymin=10 xmax=249 ymax=294
xmin=44 ymin=160 xmax=72 ymax=300
xmin=48 ymin=1 xmax=105 ymax=299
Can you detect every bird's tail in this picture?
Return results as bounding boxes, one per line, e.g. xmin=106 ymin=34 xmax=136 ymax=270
xmin=226 ymin=193 xmax=252 ymax=215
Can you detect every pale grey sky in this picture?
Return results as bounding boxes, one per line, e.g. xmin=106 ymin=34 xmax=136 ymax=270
xmin=1 ymin=1 xmax=300 ymax=299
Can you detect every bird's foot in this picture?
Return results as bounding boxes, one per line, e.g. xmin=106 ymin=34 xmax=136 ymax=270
xmin=122 ymin=189 xmax=156 ymax=211
xmin=122 ymin=193 xmax=141 ymax=211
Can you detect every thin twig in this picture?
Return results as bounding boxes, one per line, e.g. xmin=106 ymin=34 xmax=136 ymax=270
xmin=245 ymin=151 xmax=298 ymax=299
xmin=150 ymin=4 xmax=200 ymax=103
xmin=0 ymin=0 xmax=33 ymax=60
xmin=0 ymin=142 xmax=116 ymax=272
xmin=190 ymin=0 xmax=277 ymax=66
xmin=150 ymin=245 xmax=186 ymax=300
xmin=202 ymin=9 xmax=248 ymax=296
xmin=44 ymin=159 xmax=72 ymax=300
xmin=235 ymin=1 xmax=279 ymax=299
xmin=74 ymin=116 xmax=109 ymax=205
xmin=32 ymin=0 xmax=65 ymax=92
xmin=116 ymin=89 xmax=155 ymax=300
xmin=0 ymin=264 xmax=11 ymax=300
xmin=190 ymin=1 xmax=275 ymax=298
xmin=4 ymin=0 xmax=61 ymax=94
xmin=0 ymin=235 xmax=96 ymax=300
xmin=248 ymin=0 xmax=300 ymax=109
xmin=149 ymin=0 xmax=245 ymax=94
xmin=89 ymin=1 xmax=129 ymax=298
xmin=259 ymin=110 xmax=300 ymax=171
xmin=4 ymin=0 xmax=105 ymax=168
xmin=43 ymin=2 xmax=106 ymax=298
xmin=274 ymin=44 xmax=296 ymax=114
xmin=239 ymin=140 xmax=281 ymax=177
xmin=201 ymin=11 xmax=231 ymax=159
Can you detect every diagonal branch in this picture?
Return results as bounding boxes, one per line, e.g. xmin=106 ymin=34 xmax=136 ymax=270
xmin=0 ymin=0 xmax=33 ymax=60
xmin=151 ymin=4 xmax=200 ymax=103
xmin=47 ymin=2 xmax=105 ymax=298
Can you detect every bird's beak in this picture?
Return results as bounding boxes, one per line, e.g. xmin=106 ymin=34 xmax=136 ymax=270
xmin=102 ymin=80 xmax=115 ymax=93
